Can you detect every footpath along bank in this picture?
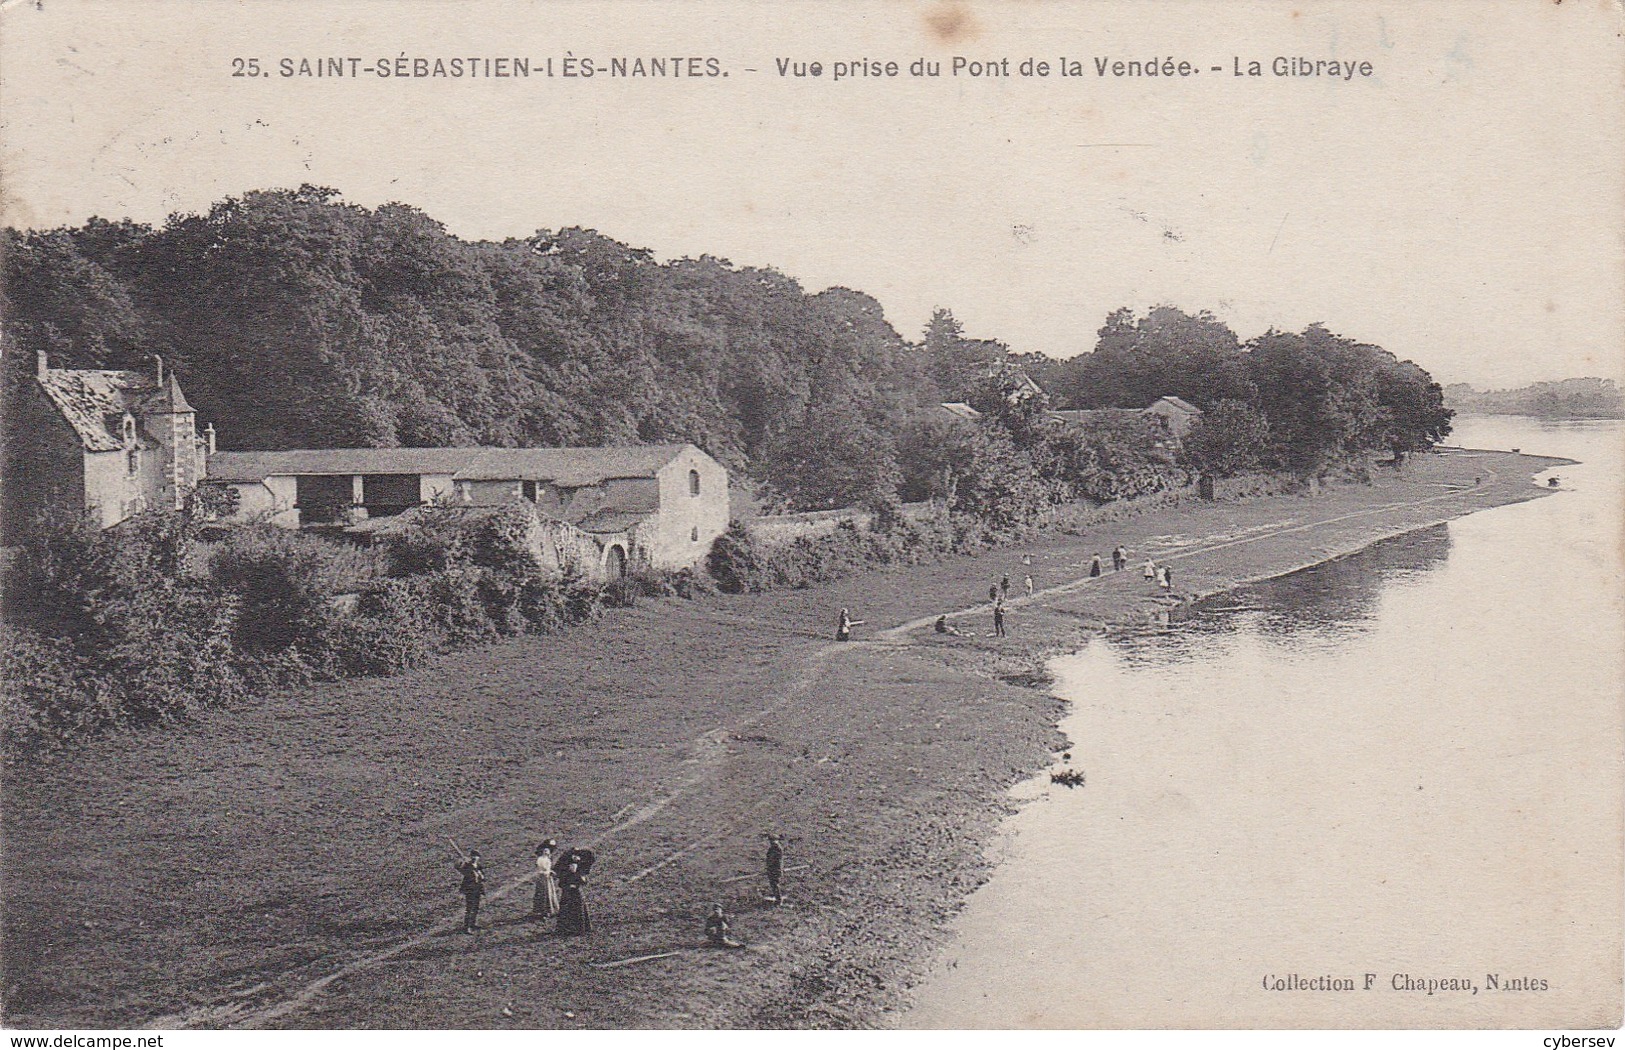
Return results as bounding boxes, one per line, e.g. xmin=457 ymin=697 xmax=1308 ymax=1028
xmin=0 ymin=447 xmax=1565 ymax=1029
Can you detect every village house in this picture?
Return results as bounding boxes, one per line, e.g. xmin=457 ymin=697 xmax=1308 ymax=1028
xmin=2 ymin=351 xmax=210 ymax=541
xmin=1141 ymin=395 xmax=1204 ymax=441
xmin=202 ymin=443 xmax=729 ymax=574
xmin=944 ymin=390 xmax=1205 ymax=451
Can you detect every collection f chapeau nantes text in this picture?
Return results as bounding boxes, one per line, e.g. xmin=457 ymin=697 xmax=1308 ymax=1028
xmin=232 ymin=53 xmax=1376 ymax=83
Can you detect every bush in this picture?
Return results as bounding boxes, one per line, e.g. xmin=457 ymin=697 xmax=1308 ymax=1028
xmin=209 ymin=526 xmax=377 ymax=651
xmin=0 ymin=626 xmax=117 ymax=754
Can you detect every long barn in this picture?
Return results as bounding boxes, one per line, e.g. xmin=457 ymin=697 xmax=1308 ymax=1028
xmin=203 ymin=443 xmax=729 ymax=574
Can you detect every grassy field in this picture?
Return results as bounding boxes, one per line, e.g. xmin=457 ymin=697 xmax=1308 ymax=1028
xmin=0 ymin=447 xmax=1566 ymax=1030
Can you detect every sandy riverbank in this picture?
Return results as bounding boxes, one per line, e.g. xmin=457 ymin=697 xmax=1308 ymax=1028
xmin=0 ymin=447 xmax=1566 ymax=1029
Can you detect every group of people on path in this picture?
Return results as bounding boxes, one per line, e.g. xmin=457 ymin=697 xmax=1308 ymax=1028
xmin=454 ymin=841 xmax=593 ymax=937
xmin=452 ymin=833 xmax=788 ymax=950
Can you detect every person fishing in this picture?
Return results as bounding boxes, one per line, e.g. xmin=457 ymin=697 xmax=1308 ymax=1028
xmin=705 ymin=904 xmax=745 ymax=948
xmin=765 ymin=834 xmax=785 ymax=903
xmin=453 ymin=847 xmax=485 ymax=934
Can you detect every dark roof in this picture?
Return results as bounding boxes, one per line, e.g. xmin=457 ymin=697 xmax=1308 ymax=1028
xmin=36 ymin=368 xmax=188 ymax=452
xmin=573 ymin=508 xmax=656 ymax=534
xmin=207 ymin=444 xmax=694 ymax=486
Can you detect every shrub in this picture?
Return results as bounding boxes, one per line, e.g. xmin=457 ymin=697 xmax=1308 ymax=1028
xmin=209 ymin=526 xmax=375 ymax=651
xmin=0 ymin=626 xmax=117 ymax=754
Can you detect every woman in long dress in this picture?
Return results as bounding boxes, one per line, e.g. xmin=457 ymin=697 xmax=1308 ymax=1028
xmin=556 ymin=859 xmax=590 ymax=935
xmin=532 ymin=841 xmax=560 ymax=918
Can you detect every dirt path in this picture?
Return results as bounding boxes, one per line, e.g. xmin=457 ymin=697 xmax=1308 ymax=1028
xmin=2 ymin=449 xmax=1564 ymax=1030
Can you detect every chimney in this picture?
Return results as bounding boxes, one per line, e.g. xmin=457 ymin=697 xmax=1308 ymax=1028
xmin=36 ymin=349 xmax=48 ymax=380
xmin=152 ymin=354 xmax=164 ymax=386
xmin=204 ymin=423 xmax=217 ymax=455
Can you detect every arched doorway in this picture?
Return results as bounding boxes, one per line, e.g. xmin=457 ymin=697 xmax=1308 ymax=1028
xmin=604 ymin=544 xmax=627 ymax=579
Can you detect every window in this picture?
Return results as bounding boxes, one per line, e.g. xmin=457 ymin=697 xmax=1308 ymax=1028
xmin=689 ymin=469 xmax=701 ymax=496
xmin=126 ymin=448 xmax=140 ymax=476
xmin=120 ymin=414 xmax=136 ymax=446
xmin=691 ymin=526 xmax=700 ymax=543
xmin=522 ymin=480 xmax=538 ymax=502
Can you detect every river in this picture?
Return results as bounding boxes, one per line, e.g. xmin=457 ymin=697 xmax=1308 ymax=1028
xmin=905 ymin=416 xmax=1624 ymax=1029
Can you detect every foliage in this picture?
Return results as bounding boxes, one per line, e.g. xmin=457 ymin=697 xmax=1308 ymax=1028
xmin=1180 ymin=399 xmax=1272 ymax=479
xmin=760 ymin=403 xmax=902 ymax=512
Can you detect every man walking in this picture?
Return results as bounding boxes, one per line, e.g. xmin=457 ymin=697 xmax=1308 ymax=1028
xmin=456 ymin=849 xmax=485 ymax=934
xmin=765 ymin=834 xmax=785 ymax=904
xmin=1113 ymin=545 xmax=1127 ymax=572
xmin=993 ymin=600 xmax=1007 ymax=638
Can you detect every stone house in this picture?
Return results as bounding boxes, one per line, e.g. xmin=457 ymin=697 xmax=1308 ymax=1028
xmin=1142 ymin=395 xmax=1204 ymax=441
xmin=1 ymin=351 xmax=210 ymax=541
xmin=202 ymin=443 xmax=728 ymax=574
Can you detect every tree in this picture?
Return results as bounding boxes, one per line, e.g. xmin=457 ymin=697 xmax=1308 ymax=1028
xmin=923 ymin=308 xmax=1009 ymax=401
xmin=1180 ymin=399 xmax=1271 ymax=478
xmin=760 ymin=403 xmax=901 ymax=511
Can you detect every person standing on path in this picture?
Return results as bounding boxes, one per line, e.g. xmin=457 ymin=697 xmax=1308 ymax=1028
xmin=556 ymin=858 xmax=590 ymax=935
xmin=1143 ymin=558 xmax=1157 ymax=583
xmin=993 ymin=600 xmax=1007 ymax=637
xmin=835 ymin=608 xmax=863 ymax=642
xmin=1024 ymin=573 xmax=1034 ymax=598
xmin=1089 ymin=554 xmax=1103 ymax=578
xmin=1113 ymin=545 xmax=1127 ymax=572
xmin=532 ymin=840 xmax=560 ymax=919
xmin=765 ymin=834 xmax=785 ymax=904
xmin=1000 ymin=574 xmax=1011 ymax=600
xmin=456 ymin=850 xmax=485 ymax=934
xmin=1158 ymin=566 xmax=1171 ymax=592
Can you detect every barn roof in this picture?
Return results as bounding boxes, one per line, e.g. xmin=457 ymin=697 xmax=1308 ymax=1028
xmin=206 ymin=444 xmax=694 ymax=486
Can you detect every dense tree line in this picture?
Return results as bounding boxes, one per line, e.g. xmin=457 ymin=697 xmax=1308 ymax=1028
xmin=1444 ymin=378 xmax=1624 ymax=419
xmin=3 ymin=187 xmax=1450 ymax=516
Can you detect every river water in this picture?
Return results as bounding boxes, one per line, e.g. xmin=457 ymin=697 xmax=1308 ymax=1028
xmin=905 ymin=416 xmax=1624 ymax=1029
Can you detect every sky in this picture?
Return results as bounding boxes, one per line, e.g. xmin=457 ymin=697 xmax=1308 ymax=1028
xmin=2 ymin=0 xmax=1622 ymax=388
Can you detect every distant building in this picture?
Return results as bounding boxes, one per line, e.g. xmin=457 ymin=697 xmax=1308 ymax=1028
xmin=202 ymin=443 xmax=728 ymax=573
xmin=1142 ymin=396 xmax=1203 ymax=441
xmin=2 ymin=351 xmax=209 ymax=540
xmin=1048 ymin=396 xmax=1204 ymax=448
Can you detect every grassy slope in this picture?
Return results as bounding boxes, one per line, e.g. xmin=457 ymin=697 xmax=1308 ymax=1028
xmin=0 ymin=448 xmax=1565 ymax=1030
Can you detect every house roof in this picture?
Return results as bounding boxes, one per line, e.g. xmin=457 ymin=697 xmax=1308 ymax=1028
xmin=1147 ymin=395 xmax=1202 ymax=415
xmin=36 ymin=368 xmax=190 ymax=452
xmin=207 ymin=444 xmax=694 ymax=486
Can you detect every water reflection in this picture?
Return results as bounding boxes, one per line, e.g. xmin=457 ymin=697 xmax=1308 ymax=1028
xmin=1117 ymin=525 xmax=1453 ymax=666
